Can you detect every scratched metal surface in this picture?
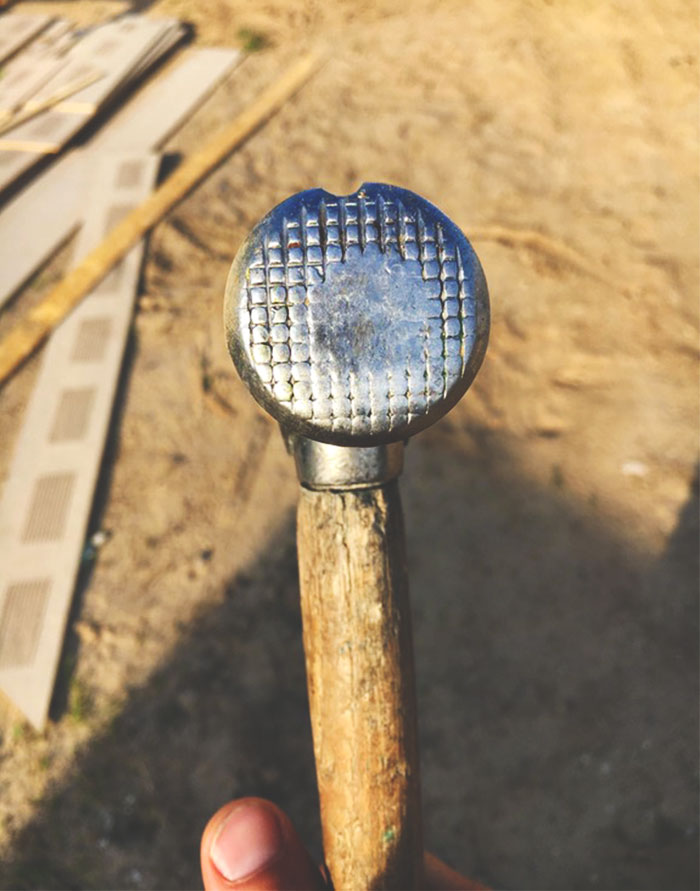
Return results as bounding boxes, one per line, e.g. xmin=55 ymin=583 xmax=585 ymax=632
xmin=225 ymin=183 xmax=489 ymax=446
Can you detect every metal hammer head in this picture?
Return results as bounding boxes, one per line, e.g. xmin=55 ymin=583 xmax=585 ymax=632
xmin=224 ymin=183 xmax=489 ymax=448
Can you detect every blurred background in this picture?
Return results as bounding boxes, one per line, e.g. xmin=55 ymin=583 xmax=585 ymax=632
xmin=0 ymin=1 xmax=697 ymax=888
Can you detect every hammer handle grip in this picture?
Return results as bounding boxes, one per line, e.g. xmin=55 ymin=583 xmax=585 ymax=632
xmin=297 ymin=481 xmax=423 ymax=890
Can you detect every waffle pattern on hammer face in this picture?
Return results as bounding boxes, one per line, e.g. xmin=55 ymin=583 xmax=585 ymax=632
xmin=232 ymin=184 xmax=487 ymax=442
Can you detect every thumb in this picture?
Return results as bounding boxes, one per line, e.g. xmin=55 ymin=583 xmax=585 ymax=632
xmin=201 ymin=797 xmax=326 ymax=890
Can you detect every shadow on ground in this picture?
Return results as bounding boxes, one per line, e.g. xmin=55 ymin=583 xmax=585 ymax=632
xmin=1 ymin=432 xmax=697 ymax=891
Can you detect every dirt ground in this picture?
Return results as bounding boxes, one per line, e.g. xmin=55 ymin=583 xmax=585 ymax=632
xmin=0 ymin=1 xmax=698 ymax=888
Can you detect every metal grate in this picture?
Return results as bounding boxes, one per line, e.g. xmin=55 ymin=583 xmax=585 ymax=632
xmin=0 ymin=579 xmax=50 ymax=668
xmin=22 ymin=472 xmax=75 ymax=542
xmin=71 ymin=317 xmax=112 ymax=362
xmin=49 ymin=387 xmax=96 ymax=442
xmin=115 ymin=159 xmax=144 ymax=189
xmin=24 ymin=111 xmax=67 ymax=140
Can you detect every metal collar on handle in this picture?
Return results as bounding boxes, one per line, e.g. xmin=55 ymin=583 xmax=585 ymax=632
xmin=289 ymin=436 xmax=404 ymax=490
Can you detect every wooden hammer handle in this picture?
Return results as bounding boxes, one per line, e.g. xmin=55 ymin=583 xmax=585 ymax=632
xmin=297 ymin=481 xmax=423 ymax=890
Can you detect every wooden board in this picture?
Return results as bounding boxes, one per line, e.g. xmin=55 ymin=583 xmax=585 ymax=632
xmin=0 ymin=108 xmax=88 ymax=152
xmin=0 ymin=21 xmax=184 ymax=186
xmin=0 ymin=17 xmax=181 ymax=154
xmin=0 ymin=48 xmax=240 ymax=307
xmin=27 ymin=16 xmax=177 ymax=115
xmin=0 ymin=13 xmax=52 ymax=65
xmin=0 ymin=57 xmax=71 ymax=120
xmin=96 ymin=47 xmax=240 ymax=150
xmin=0 ymin=20 xmax=73 ymax=117
xmin=0 ymin=48 xmax=321 ymax=385
xmin=0 ymin=147 xmax=40 ymax=192
xmin=0 ymin=151 xmax=84 ymax=305
xmin=12 ymin=17 xmax=72 ymax=59
xmin=0 ymin=151 xmax=160 ymax=730
xmin=98 ymin=21 xmax=186 ymax=97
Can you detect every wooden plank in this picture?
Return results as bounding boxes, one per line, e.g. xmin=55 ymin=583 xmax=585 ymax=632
xmin=0 ymin=147 xmax=38 ymax=192
xmin=0 ymin=20 xmax=73 ymax=118
xmin=0 ymin=151 xmax=84 ymax=305
xmin=0 ymin=48 xmax=241 ymax=308
xmin=27 ymin=16 xmax=177 ymax=115
xmin=0 ymin=13 xmax=52 ymax=65
xmin=0 ymin=151 xmax=160 ymax=730
xmin=100 ymin=21 xmax=185 ymax=93
xmin=0 ymin=18 xmax=182 ymax=184
xmin=0 ymin=49 xmax=321 ymax=386
xmin=0 ymin=108 xmax=87 ymax=152
xmin=0 ymin=72 xmax=101 ymax=149
xmin=14 ymin=18 xmax=72 ymax=59
xmin=0 ymin=57 xmax=70 ymax=121
xmin=96 ymin=47 xmax=240 ymax=150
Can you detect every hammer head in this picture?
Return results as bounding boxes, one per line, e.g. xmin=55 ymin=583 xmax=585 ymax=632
xmin=224 ymin=183 xmax=489 ymax=447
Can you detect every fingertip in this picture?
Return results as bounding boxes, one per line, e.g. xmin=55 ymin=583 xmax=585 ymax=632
xmin=201 ymin=797 xmax=326 ymax=891
xmin=210 ymin=798 xmax=284 ymax=884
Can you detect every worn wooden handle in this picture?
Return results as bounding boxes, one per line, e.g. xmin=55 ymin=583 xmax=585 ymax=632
xmin=297 ymin=480 xmax=423 ymax=890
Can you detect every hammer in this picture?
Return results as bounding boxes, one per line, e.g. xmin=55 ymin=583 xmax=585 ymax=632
xmin=224 ymin=183 xmax=489 ymax=890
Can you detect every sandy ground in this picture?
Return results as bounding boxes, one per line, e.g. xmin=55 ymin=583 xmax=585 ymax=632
xmin=0 ymin=1 xmax=698 ymax=888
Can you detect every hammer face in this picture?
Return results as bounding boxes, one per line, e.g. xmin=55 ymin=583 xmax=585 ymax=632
xmin=225 ymin=183 xmax=489 ymax=447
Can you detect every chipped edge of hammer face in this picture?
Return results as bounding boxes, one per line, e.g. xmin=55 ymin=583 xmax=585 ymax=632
xmin=224 ymin=182 xmax=490 ymax=448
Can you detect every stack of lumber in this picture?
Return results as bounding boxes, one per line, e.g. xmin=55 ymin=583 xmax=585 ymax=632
xmin=0 ymin=8 xmax=244 ymax=730
xmin=0 ymin=12 xmax=186 ymax=191
xmin=0 ymin=19 xmax=74 ymax=123
xmin=0 ymin=11 xmax=53 ymax=65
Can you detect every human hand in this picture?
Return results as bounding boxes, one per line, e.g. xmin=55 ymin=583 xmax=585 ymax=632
xmin=201 ymin=797 xmax=486 ymax=890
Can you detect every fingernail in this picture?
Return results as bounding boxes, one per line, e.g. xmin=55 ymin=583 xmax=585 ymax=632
xmin=210 ymin=801 xmax=284 ymax=882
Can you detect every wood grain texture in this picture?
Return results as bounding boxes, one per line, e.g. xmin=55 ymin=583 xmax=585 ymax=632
xmin=297 ymin=482 xmax=422 ymax=890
